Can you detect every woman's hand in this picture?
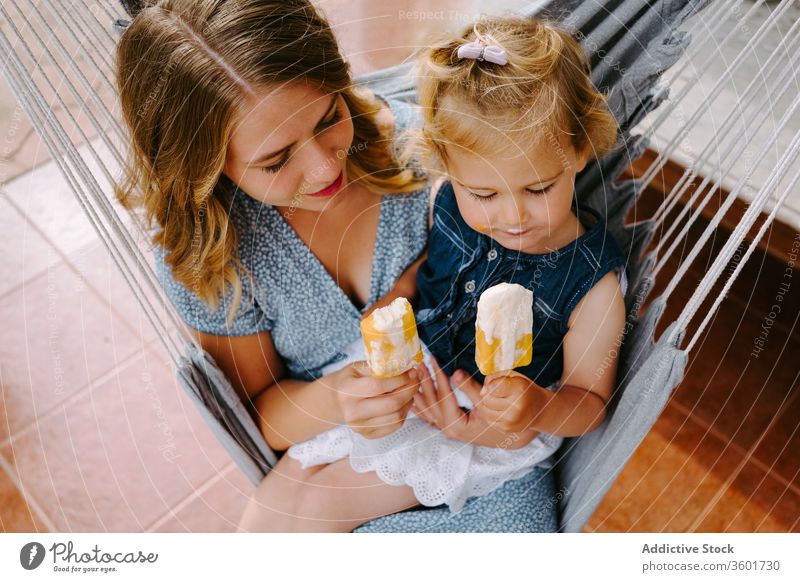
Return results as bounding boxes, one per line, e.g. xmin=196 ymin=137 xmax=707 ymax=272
xmin=478 ymin=371 xmax=548 ymax=434
xmin=410 ymin=358 xmax=535 ymax=448
xmin=331 ymin=361 xmax=422 ymax=439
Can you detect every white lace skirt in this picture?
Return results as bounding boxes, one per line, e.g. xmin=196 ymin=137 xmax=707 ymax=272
xmin=287 ymin=339 xmax=563 ymax=513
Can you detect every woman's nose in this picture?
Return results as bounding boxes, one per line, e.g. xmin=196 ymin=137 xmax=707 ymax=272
xmin=300 ymin=139 xmax=339 ymax=188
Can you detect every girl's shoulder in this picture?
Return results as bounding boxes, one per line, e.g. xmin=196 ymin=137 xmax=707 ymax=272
xmin=552 ymin=210 xmax=627 ymax=333
xmin=429 ymin=179 xmax=460 ymax=218
xmin=573 ymin=208 xmax=626 ymax=269
xmin=426 ymin=177 xmax=448 ymax=229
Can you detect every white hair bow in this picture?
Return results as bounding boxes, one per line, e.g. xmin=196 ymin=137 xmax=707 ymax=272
xmin=456 ymin=41 xmax=508 ymax=65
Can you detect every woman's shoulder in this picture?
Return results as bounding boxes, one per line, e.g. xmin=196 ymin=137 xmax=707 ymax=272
xmin=151 ymin=200 xmax=279 ymax=337
xmin=152 ymin=245 xmax=274 ymax=336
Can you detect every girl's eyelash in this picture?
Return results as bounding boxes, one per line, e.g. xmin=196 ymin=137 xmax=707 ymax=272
xmin=526 ymin=184 xmax=555 ymax=195
xmin=260 ymin=108 xmax=342 ymax=174
xmin=468 ymin=191 xmax=497 ymax=200
xmin=467 ymin=183 xmax=554 ymax=200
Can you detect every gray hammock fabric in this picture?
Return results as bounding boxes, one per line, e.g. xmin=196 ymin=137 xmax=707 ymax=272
xmin=0 ymin=0 xmax=735 ymax=532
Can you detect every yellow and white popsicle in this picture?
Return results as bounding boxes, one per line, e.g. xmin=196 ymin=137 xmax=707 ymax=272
xmin=360 ymin=297 xmax=424 ymax=378
xmin=475 ymin=283 xmax=533 ymax=375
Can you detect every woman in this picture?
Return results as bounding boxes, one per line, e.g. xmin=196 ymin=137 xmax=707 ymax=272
xmin=115 ymin=0 xmax=558 ymax=532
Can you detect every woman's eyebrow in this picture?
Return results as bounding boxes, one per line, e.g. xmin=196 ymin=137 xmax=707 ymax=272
xmin=247 ymin=94 xmax=338 ymax=165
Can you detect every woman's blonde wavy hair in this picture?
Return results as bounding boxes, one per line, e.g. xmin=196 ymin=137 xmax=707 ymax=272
xmin=412 ymin=15 xmax=618 ymax=169
xmin=115 ymin=0 xmax=424 ymax=325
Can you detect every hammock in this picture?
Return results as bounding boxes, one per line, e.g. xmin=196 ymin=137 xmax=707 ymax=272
xmin=2 ymin=0 xmax=797 ymax=532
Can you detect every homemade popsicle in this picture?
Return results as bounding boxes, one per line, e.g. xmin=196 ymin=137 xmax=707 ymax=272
xmin=475 ymin=282 xmax=533 ymax=375
xmin=361 ymin=297 xmax=424 ymax=378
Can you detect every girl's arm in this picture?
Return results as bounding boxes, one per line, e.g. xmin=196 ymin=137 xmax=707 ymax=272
xmin=535 ymin=271 xmax=626 ymax=435
xmin=478 ymin=272 xmax=626 ymax=440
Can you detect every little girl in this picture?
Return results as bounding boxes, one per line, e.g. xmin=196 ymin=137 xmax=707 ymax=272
xmin=281 ymin=16 xmax=628 ymax=531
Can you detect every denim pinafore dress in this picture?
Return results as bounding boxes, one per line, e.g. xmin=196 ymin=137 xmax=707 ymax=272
xmin=416 ymin=181 xmax=627 ymax=388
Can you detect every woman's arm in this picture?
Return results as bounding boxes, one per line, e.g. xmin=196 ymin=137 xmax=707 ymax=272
xmin=193 ymin=329 xmax=341 ymax=451
xmin=194 ymin=328 xmax=421 ymax=451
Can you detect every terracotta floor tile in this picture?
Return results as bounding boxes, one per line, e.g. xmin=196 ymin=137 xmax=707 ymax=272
xmin=1 ymin=349 xmax=232 ymax=532
xmin=588 ymin=398 xmax=799 ymax=532
xmin=0 ymin=159 xmax=27 ymax=186
xmin=67 ymin=240 xmax=179 ymax=349
xmin=0 ymin=14 xmax=124 ymax=179
xmin=151 ymin=464 xmax=255 ymax=533
xmin=0 ymin=194 xmax=60 ymax=298
xmin=655 ymin=402 xmax=798 ymax=531
xmin=0 ymin=465 xmax=48 ymax=532
xmin=0 ymin=85 xmax=35 ymax=184
xmin=675 ymin=308 xmax=800 ymax=452
xmin=587 ymin=402 xmax=746 ymax=532
xmin=650 ymin=402 xmax=744 ymax=479
xmin=2 ymin=158 xmax=100 ymax=262
xmin=752 ymin=389 xmax=800 ymax=486
xmin=655 ymin=255 xmax=800 ymax=452
xmin=0 ymin=259 xmax=145 ymax=442
xmin=691 ymin=460 xmax=799 ymax=532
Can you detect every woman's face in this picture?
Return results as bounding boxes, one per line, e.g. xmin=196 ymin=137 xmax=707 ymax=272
xmin=223 ymin=82 xmax=355 ymax=212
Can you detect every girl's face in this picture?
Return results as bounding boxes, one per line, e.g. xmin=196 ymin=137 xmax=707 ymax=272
xmin=443 ymin=131 xmax=589 ymax=254
xmin=223 ymin=82 xmax=355 ymax=212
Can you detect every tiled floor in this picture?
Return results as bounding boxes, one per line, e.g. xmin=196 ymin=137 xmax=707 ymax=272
xmin=1 ymin=0 xmax=797 ymax=533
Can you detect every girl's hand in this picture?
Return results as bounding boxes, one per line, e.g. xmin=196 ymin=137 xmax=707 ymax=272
xmin=332 ymin=361 xmax=422 ymax=439
xmin=478 ymin=371 xmax=547 ymax=434
xmin=411 ymin=358 xmax=524 ymax=447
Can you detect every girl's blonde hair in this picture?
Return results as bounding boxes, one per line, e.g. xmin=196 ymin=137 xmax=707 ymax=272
xmin=115 ymin=0 xmax=423 ymax=325
xmin=414 ymin=15 xmax=618 ymax=167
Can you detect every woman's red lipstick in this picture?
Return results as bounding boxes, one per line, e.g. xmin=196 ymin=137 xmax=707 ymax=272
xmin=307 ymin=171 xmax=343 ymax=198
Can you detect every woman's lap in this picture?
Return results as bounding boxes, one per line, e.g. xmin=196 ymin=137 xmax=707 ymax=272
xmin=352 ymin=465 xmax=558 ymax=533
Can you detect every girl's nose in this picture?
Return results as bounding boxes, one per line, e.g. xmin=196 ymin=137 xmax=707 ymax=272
xmin=499 ymin=196 xmax=529 ymax=226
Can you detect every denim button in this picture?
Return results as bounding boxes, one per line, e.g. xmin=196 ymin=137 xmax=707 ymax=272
xmin=465 ymin=280 xmax=476 ymax=293
xmin=447 ymin=312 xmax=453 ymax=319
xmin=487 ymin=249 xmax=498 ymax=261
